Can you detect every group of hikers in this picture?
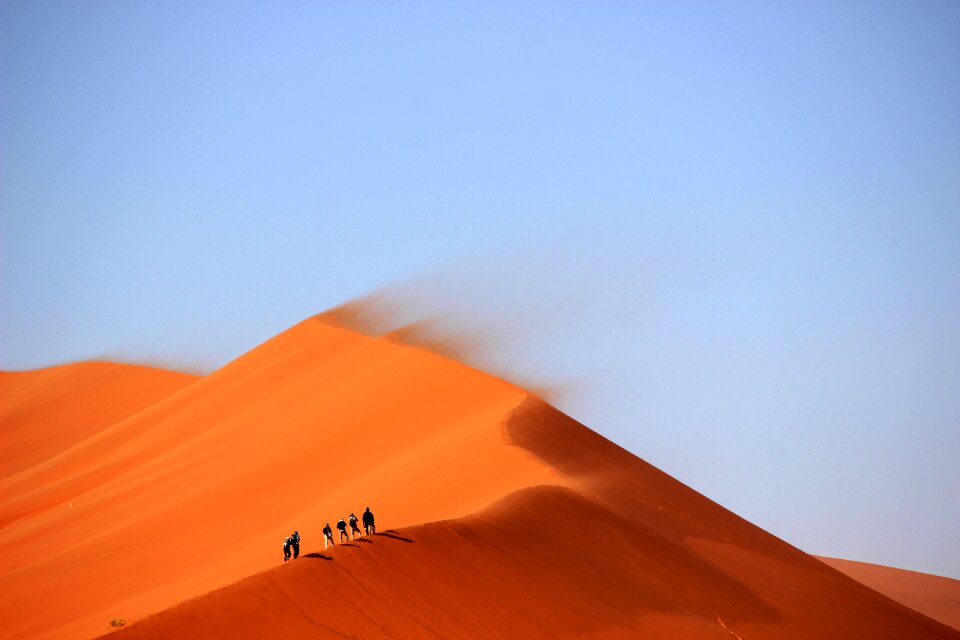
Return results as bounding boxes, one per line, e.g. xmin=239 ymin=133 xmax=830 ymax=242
xmin=282 ymin=507 xmax=376 ymax=561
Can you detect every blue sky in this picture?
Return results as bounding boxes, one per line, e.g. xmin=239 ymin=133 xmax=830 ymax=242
xmin=2 ymin=1 xmax=959 ymax=577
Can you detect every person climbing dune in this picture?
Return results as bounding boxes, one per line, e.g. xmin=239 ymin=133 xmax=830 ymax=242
xmin=362 ymin=507 xmax=376 ymax=535
xmin=291 ymin=530 xmax=300 ymax=559
xmin=282 ymin=536 xmax=292 ymax=562
xmin=349 ymin=512 xmax=362 ymax=539
xmin=322 ymin=522 xmax=335 ymax=548
xmin=337 ymin=517 xmax=349 ymax=543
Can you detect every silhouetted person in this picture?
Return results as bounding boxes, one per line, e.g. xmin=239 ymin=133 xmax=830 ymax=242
xmin=337 ymin=517 xmax=349 ymax=543
xmin=323 ymin=522 xmax=335 ymax=548
xmin=291 ymin=531 xmax=300 ymax=559
xmin=362 ymin=507 xmax=376 ymax=535
xmin=282 ymin=536 xmax=292 ymax=562
xmin=348 ymin=513 xmax=362 ymax=539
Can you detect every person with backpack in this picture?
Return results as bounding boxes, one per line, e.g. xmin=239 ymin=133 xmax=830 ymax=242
xmin=348 ymin=513 xmax=362 ymax=539
xmin=290 ymin=531 xmax=300 ymax=559
xmin=336 ymin=517 xmax=349 ymax=543
xmin=322 ymin=522 xmax=335 ymax=548
xmin=282 ymin=536 xmax=292 ymax=562
xmin=362 ymin=507 xmax=376 ymax=535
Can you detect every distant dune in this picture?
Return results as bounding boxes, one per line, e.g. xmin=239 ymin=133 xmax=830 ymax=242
xmin=2 ymin=316 xmax=957 ymax=639
xmin=818 ymin=557 xmax=960 ymax=631
xmin=0 ymin=363 xmax=197 ymax=479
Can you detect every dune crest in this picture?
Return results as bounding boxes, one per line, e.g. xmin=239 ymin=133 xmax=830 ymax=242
xmin=2 ymin=316 xmax=957 ymax=639
xmin=99 ymin=398 xmax=959 ymax=639
xmin=0 ymin=317 xmax=559 ymax=640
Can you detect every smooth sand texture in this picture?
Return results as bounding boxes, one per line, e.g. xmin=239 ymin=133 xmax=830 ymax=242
xmin=818 ymin=557 xmax=960 ymax=631
xmin=2 ymin=316 xmax=958 ymax=639
xmin=0 ymin=363 xmax=198 ymax=478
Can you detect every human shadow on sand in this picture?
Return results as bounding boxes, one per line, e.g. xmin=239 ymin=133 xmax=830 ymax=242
xmin=304 ymin=553 xmax=333 ymax=561
xmin=377 ymin=531 xmax=415 ymax=543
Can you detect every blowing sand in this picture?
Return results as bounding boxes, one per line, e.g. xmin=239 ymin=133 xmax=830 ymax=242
xmin=2 ymin=315 xmax=957 ymax=639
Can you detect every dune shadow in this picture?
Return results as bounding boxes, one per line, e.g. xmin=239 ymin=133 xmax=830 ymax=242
xmin=340 ymin=543 xmax=359 ymax=548
xmin=378 ymin=531 xmax=415 ymax=543
xmin=303 ymin=553 xmax=333 ymax=561
xmin=353 ymin=537 xmax=373 ymax=544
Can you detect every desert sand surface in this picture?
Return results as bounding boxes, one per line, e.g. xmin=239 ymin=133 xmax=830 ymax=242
xmin=0 ymin=363 xmax=198 ymax=479
xmin=2 ymin=315 xmax=958 ymax=639
xmin=818 ymin=556 xmax=960 ymax=631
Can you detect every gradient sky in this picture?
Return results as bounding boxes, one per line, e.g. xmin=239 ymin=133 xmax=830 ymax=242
xmin=2 ymin=1 xmax=959 ymax=578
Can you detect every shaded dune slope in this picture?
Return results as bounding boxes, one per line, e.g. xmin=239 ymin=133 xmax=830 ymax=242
xmin=3 ymin=316 xmax=957 ymax=639
xmin=103 ymin=395 xmax=959 ymax=640
xmin=818 ymin=557 xmax=960 ymax=631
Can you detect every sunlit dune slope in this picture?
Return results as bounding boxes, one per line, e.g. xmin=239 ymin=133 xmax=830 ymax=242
xmin=101 ymin=395 xmax=959 ymax=640
xmin=0 ymin=363 xmax=198 ymax=479
xmin=0 ymin=316 xmax=560 ymax=640
xmin=4 ymin=316 xmax=958 ymax=640
xmin=818 ymin=556 xmax=960 ymax=631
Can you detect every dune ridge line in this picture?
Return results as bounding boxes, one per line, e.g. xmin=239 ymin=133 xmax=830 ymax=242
xmin=1 ymin=316 xmax=958 ymax=639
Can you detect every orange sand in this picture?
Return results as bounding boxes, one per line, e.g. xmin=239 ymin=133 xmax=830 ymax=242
xmin=2 ymin=316 xmax=957 ymax=639
xmin=0 ymin=363 xmax=197 ymax=479
xmin=818 ymin=556 xmax=960 ymax=631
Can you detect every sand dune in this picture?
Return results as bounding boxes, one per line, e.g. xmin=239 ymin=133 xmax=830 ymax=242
xmin=0 ymin=363 xmax=197 ymax=479
xmin=2 ymin=316 xmax=957 ymax=639
xmin=818 ymin=557 xmax=960 ymax=631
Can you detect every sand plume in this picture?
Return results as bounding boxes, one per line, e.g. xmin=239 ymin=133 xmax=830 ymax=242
xmin=2 ymin=316 xmax=957 ymax=639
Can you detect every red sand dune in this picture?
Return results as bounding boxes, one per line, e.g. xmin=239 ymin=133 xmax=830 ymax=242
xmin=818 ymin=557 xmax=960 ymax=631
xmin=2 ymin=315 xmax=957 ymax=639
xmin=0 ymin=363 xmax=197 ymax=479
